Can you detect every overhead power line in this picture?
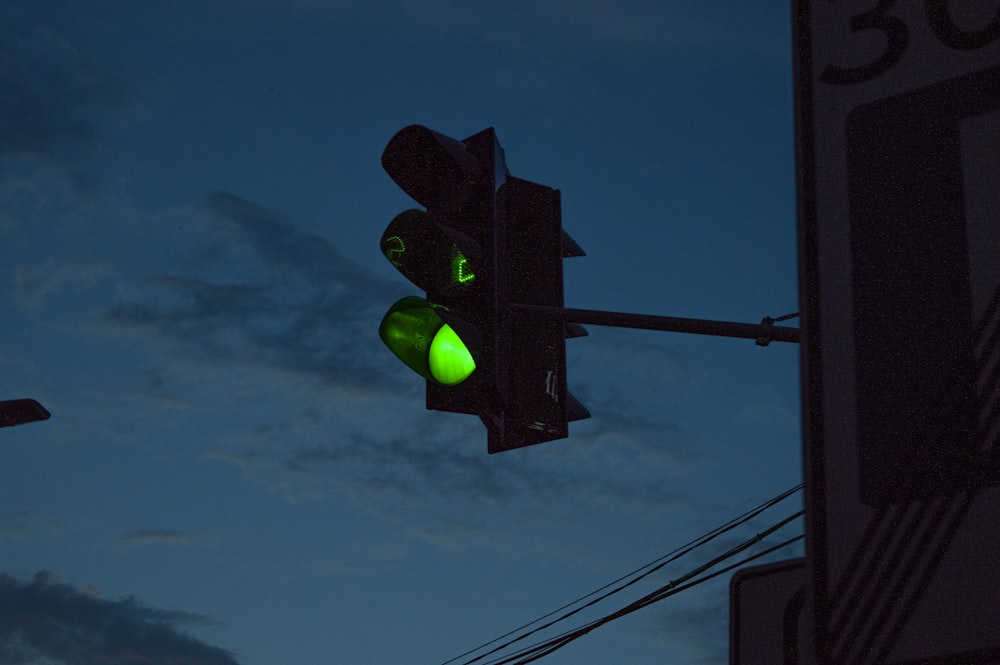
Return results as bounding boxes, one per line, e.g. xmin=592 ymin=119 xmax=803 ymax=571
xmin=490 ymin=532 xmax=805 ymax=665
xmin=441 ymin=484 xmax=804 ymax=665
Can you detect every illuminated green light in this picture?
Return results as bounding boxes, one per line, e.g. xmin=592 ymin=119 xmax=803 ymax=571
xmin=429 ymin=323 xmax=476 ymax=385
xmin=452 ymin=249 xmax=475 ymax=285
xmin=382 ymin=210 xmax=482 ymax=293
xmin=384 ymin=234 xmax=405 ymax=267
xmin=379 ymin=296 xmax=476 ymax=386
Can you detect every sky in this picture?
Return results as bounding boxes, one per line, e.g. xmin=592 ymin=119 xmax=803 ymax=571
xmin=0 ymin=2 xmax=804 ymax=664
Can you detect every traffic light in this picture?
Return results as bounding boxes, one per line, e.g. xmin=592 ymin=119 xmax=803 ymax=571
xmin=378 ymin=125 xmax=589 ymax=452
xmin=0 ymin=398 xmax=50 ymax=428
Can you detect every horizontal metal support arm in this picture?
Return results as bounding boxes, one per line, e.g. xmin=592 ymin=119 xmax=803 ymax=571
xmin=509 ymin=303 xmax=800 ymax=345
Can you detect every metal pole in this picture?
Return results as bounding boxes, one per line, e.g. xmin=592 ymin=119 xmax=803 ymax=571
xmin=509 ymin=303 xmax=800 ymax=345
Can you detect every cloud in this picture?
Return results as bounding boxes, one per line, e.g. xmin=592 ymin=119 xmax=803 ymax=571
xmin=13 ymin=262 xmax=112 ymax=307
xmin=0 ymin=7 xmax=139 ymax=168
xmin=0 ymin=571 xmax=239 ymax=665
xmin=200 ymin=192 xmax=381 ymax=295
xmin=207 ymin=394 xmax=696 ymax=562
xmin=119 ymin=529 xmax=198 ymax=547
xmin=105 ymin=191 xmax=403 ymax=391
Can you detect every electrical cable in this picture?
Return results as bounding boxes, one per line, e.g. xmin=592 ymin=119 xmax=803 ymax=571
xmin=447 ymin=485 xmax=802 ymax=665
xmin=442 ymin=484 xmax=803 ymax=665
xmin=492 ymin=532 xmax=806 ymax=665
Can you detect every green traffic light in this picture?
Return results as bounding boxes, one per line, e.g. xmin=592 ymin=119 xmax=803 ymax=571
xmin=379 ymin=296 xmax=476 ymax=386
xmin=428 ymin=320 xmax=476 ymax=385
xmin=381 ymin=210 xmax=477 ymax=292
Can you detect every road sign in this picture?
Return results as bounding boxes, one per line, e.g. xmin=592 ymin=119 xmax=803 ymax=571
xmin=729 ymin=558 xmax=814 ymax=665
xmin=795 ymin=1 xmax=1000 ymax=663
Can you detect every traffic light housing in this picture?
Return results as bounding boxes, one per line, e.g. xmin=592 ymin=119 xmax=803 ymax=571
xmin=378 ymin=125 xmax=588 ymax=452
xmin=0 ymin=398 xmax=50 ymax=428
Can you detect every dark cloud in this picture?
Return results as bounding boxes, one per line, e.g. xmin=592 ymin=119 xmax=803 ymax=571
xmin=219 ymin=409 xmax=694 ymax=553
xmin=201 ymin=192 xmax=383 ymax=297
xmin=105 ymin=191 xmax=404 ymax=390
xmin=0 ymin=571 xmax=239 ymax=665
xmin=0 ymin=8 xmax=139 ymax=168
xmin=282 ymin=430 xmax=607 ymax=506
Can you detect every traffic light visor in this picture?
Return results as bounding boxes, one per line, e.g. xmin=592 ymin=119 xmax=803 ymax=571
xmin=379 ymin=297 xmax=476 ymax=386
xmin=381 ymin=125 xmax=482 ymax=214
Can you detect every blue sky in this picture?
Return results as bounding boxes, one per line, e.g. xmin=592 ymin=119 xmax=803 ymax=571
xmin=0 ymin=2 xmax=803 ymax=663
